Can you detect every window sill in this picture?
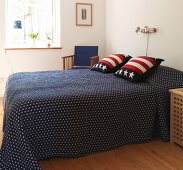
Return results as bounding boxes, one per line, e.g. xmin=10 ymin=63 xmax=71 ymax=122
xmin=5 ymin=47 xmax=62 ymax=50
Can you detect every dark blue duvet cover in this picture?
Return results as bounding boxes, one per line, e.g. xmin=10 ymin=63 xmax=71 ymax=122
xmin=0 ymin=66 xmax=183 ymax=169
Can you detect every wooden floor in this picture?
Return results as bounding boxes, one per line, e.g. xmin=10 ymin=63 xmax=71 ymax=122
xmin=0 ymin=97 xmax=3 ymax=115
xmin=39 ymin=140 xmax=183 ymax=170
xmin=1 ymin=97 xmax=183 ymax=170
xmin=0 ymin=97 xmax=3 ymax=146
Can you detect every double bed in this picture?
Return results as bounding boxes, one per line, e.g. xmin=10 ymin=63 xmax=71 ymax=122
xmin=0 ymin=66 xmax=183 ymax=170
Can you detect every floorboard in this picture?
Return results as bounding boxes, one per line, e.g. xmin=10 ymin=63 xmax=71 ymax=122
xmin=39 ymin=139 xmax=183 ymax=170
xmin=0 ymin=97 xmax=3 ymax=146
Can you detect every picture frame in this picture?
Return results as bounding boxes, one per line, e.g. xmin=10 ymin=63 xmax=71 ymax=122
xmin=76 ymin=3 xmax=92 ymax=26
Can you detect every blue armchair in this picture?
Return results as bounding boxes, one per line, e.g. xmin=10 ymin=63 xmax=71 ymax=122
xmin=62 ymin=46 xmax=99 ymax=70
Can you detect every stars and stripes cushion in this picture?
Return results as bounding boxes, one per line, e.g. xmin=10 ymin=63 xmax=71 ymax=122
xmin=91 ymin=54 xmax=132 ymax=73
xmin=115 ymin=56 xmax=164 ymax=82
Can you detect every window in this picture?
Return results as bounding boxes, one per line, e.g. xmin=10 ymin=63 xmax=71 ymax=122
xmin=6 ymin=0 xmax=61 ymax=48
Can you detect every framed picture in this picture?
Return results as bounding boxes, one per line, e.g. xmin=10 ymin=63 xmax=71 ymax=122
xmin=76 ymin=3 xmax=92 ymax=26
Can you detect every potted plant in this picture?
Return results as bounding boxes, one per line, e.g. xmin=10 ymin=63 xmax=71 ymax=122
xmin=28 ymin=32 xmax=39 ymax=47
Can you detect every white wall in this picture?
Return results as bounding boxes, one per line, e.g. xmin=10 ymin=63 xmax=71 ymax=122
xmin=61 ymin=0 xmax=105 ymax=57
xmin=0 ymin=0 xmax=106 ymax=96
xmin=0 ymin=0 xmax=6 ymax=96
xmin=106 ymin=0 xmax=183 ymax=71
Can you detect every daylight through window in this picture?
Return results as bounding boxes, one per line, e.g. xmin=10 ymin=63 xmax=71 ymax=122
xmin=6 ymin=0 xmax=60 ymax=48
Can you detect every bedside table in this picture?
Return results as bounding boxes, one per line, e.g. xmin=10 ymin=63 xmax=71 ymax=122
xmin=170 ymin=88 xmax=183 ymax=146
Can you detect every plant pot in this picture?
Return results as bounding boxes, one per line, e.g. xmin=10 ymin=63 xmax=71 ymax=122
xmin=31 ymin=38 xmax=36 ymax=48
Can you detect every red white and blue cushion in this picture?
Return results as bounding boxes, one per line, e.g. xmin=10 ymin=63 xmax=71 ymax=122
xmin=115 ymin=56 xmax=164 ymax=82
xmin=91 ymin=54 xmax=132 ymax=73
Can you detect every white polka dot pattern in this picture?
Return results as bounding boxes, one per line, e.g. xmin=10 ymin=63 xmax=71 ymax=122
xmin=0 ymin=66 xmax=183 ymax=169
xmin=146 ymin=66 xmax=183 ymax=139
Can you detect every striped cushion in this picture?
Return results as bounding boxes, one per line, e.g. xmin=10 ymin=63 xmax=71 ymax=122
xmin=115 ymin=56 xmax=164 ymax=82
xmin=91 ymin=54 xmax=132 ymax=73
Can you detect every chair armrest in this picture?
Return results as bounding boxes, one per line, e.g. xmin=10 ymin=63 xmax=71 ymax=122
xmin=90 ymin=56 xmax=99 ymax=67
xmin=61 ymin=55 xmax=74 ymax=70
xmin=62 ymin=55 xmax=74 ymax=59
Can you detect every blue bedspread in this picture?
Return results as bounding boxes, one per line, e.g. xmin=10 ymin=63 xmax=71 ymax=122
xmin=0 ymin=66 xmax=183 ymax=169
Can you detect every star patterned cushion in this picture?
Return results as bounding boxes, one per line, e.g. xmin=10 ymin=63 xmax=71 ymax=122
xmin=91 ymin=54 xmax=132 ymax=73
xmin=114 ymin=56 xmax=164 ymax=82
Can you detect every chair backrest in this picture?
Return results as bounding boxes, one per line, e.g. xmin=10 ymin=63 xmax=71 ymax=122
xmin=74 ymin=46 xmax=98 ymax=67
